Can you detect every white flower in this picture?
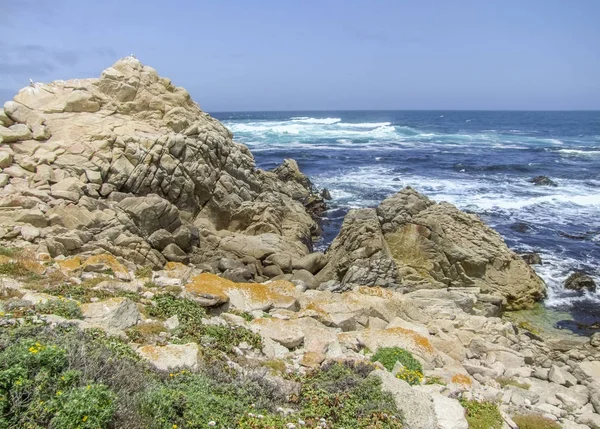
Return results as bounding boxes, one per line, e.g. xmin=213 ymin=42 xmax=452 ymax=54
xmin=208 ymin=422 xmax=216 ymax=427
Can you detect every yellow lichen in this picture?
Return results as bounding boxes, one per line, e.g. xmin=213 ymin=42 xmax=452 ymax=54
xmin=451 ymin=374 xmax=473 ymax=386
xmin=57 ymin=256 xmax=82 ymax=272
xmin=165 ymin=261 xmax=187 ymax=271
xmin=357 ymin=286 xmax=394 ymax=299
xmin=83 ymin=253 xmax=127 ymax=274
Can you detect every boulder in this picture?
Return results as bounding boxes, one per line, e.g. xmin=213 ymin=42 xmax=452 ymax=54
xmin=0 ymin=124 xmax=32 ymax=143
xmin=564 ymin=271 xmax=597 ymax=292
xmin=372 ymin=369 xmax=437 ymax=429
xmin=520 ymin=252 xmax=542 ymax=265
xmin=137 ymin=343 xmax=199 ymax=371
xmin=292 ymin=252 xmax=327 ymax=274
xmin=80 ymin=298 xmax=140 ymax=330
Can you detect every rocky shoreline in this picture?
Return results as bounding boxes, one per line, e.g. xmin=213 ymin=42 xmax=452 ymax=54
xmin=1 ymin=58 xmax=599 ymax=428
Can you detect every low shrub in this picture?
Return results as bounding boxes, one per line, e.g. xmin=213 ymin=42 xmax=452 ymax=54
xmin=148 ymin=294 xmax=262 ymax=352
xmin=295 ymin=361 xmax=403 ymax=428
xmin=459 ymin=398 xmax=503 ymax=429
xmin=496 ymin=376 xmax=530 ymax=390
xmin=512 ymin=414 xmax=561 ymax=429
xmin=135 ymin=266 xmax=153 ymax=278
xmin=425 ymin=376 xmax=447 ymax=386
xmin=36 ymin=298 xmax=83 ymax=319
xmin=371 ymin=346 xmax=423 ymax=385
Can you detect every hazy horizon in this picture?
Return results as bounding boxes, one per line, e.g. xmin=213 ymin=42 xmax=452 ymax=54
xmin=2 ymin=0 xmax=599 ymax=111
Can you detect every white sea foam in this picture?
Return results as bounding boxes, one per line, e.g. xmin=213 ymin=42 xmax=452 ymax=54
xmin=290 ymin=117 xmax=341 ymax=124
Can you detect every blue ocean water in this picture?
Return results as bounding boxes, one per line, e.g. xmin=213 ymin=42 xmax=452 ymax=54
xmin=212 ymin=111 xmax=600 ymax=329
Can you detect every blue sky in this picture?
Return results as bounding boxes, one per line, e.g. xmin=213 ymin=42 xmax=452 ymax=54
xmin=1 ymin=0 xmax=599 ymax=111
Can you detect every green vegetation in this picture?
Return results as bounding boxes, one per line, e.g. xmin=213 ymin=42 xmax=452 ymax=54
xmin=511 ymin=414 xmax=561 ymax=429
xmin=496 ymin=376 xmax=530 ymax=390
xmin=147 ymin=293 xmax=262 ymax=353
xmin=295 ymin=361 xmax=402 ymax=428
xmin=36 ymin=298 xmax=83 ymax=319
xmin=371 ymin=346 xmax=424 ymax=385
xmin=135 ymin=266 xmax=153 ymax=278
xmin=459 ymin=399 xmax=503 ymax=429
xmin=0 ymin=246 xmax=20 ymax=257
xmin=425 ymin=376 xmax=447 ymax=386
xmin=33 ymin=277 xmax=141 ymax=303
xmin=0 ymin=261 xmax=41 ymax=281
xmin=0 ymin=320 xmax=405 ymax=429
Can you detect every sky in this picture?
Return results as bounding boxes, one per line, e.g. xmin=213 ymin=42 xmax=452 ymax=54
xmin=1 ymin=0 xmax=599 ymax=111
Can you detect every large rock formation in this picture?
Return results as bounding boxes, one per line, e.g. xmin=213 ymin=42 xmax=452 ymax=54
xmin=0 ymin=57 xmax=323 ymax=271
xmin=317 ymin=187 xmax=545 ymax=310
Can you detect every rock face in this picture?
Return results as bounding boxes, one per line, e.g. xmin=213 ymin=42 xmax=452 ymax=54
xmin=0 ymin=57 xmax=323 ymax=270
xmin=318 ymin=187 xmax=545 ymax=310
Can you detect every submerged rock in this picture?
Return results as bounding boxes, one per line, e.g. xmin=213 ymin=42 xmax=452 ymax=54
xmin=531 ymin=175 xmax=558 ymax=187
xmin=564 ymin=271 xmax=597 ymax=292
xmin=521 ymin=252 xmax=542 ymax=265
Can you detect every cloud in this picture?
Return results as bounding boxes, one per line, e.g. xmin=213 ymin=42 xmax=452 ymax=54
xmin=0 ymin=42 xmax=116 ymax=85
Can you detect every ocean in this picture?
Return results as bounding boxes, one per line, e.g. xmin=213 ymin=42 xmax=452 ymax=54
xmin=212 ymin=110 xmax=600 ymax=332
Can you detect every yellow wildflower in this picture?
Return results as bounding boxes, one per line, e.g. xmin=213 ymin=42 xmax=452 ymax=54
xmin=82 ymin=416 xmax=88 ymax=422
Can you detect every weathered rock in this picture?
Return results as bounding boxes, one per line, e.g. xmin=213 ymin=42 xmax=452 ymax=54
xmin=372 ymin=369 xmax=437 ymax=429
xmin=0 ymin=124 xmax=32 ymax=143
xmin=564 ymin=271 xmax=597 ymax=292
xmin=161 ymin=243 xmax=188 ymax=263
xmin=80 ymin=298 xmax=140 ymax=330
xmin=548 ymin=365 xmax=577 ymax=387
xmin=184 ymin=273 xmax=298 ymax=311
xmin=137 ymin=343 xmax=199 ymax=371
xmin=292 ymin=252 xmax=327 ymax=274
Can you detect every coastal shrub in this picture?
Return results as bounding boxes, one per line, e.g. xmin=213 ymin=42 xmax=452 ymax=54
xmin=371 ymin=346 xmax=423 ymax=385
xmin=296 ymin=360 xmax=403 ymax=428
xmin=0 ymin=323 xmax=151 ymax=429
xmin=125 ymin=321 xmax=167 ymax=343
xmin=511 ymin=414 xmax=561 ymax=429
xmin=459 ymin=398 xmax=503 ymax=429
xmin=36 ymin=298 xmax=83 ymax=319
xmin=34 ymin=277 xmax=140 ymax=303
xmin=0 ymin=246 xmax=20 ymax=257
xmin=425 ymin=376 xmax=447 ymax=386
xmin=148 ymin=294 xmax=262 ymax=352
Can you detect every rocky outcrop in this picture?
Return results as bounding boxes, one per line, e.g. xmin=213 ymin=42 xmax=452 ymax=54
xmin=318 ymin=187 xmax=545 ymax=310
xmin=0 ymin=57 xmax=324 ymax=270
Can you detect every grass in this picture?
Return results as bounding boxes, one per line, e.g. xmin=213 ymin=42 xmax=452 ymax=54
xmin=0 ymin=261 xmax=41 ymax=281
xmin=496 ymin=376 xmax=530 ymax=390
xmin=459 ymin=399 xmax=503 ymax=429
xmin=125 ymin=322 xmax=167 ymax=343
xmin=371 ymin=346 xmax=424 ymax=385
xmin=512 ymin=414 xmax=561 ymax=429
xmin=0 ymin=246 xmax=20 ymax=257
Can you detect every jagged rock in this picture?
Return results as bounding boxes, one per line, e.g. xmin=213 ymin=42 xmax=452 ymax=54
xmin=316 ymin=208 xmax=399 ymax=289
xmin=147 ymin=229 xmax=175 ymax=251
xmin=548 ymin=365 xmax=577 ymax=387
xmin=0 ymin=57 xmax=321 ymax=272
xmin=531 ymin=176 xmax=558 ymax=187
xmin=521 ymin=252 xmax=542 ymax=265
xmin=137 ymin=343 xmax=199 ymax=371
xmin=319 ymin=187 xmax=545 ymax=309
xmin=564 ymin=271 xmax=597 ymax=292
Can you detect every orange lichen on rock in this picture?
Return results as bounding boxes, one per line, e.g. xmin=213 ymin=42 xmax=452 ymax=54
xmin=57 ymin=256 xmax=82 ymax=272
xmin=451 ymin=374 xmax=473 ymax=386
xmin=83 ymin=254 xmax=128 ymax=274
xmin=185 ymin=273 xmax=297 ymax=310
xmin=357 ymin=286 xmax=394 ymax=299
xmin=387 ymin=327 xmax=434 ymax=353
xmin=18 ymin=259 xmax=46 ymax=276
xmin=165 ymin=261 xmax=187 ymax=271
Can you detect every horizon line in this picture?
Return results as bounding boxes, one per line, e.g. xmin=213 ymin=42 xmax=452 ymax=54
xmin=209 ymin=108 xmax=600 ymax=113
